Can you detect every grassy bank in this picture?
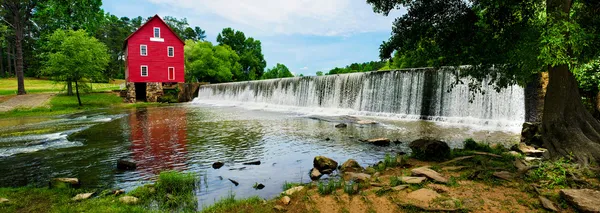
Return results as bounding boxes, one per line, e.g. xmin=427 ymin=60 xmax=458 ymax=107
xmin=0 ymin=92 xmax=162 ymax=118
xmin=0 ymin=78 xmax=122 ymax=96
xmin=1 ymin=140 xmax=599 ymax=213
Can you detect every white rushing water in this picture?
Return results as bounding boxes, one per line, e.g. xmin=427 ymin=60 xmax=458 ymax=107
xmin=192 ymin=69 xmax=525 ymax=132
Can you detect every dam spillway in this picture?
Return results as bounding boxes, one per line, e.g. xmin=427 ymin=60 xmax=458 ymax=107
xmin=192 ymin=68 xmax=526 ymax=131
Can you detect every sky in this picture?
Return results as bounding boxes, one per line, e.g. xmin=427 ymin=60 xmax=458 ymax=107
xmin=102 ymin=0 xmax=405 ymax=76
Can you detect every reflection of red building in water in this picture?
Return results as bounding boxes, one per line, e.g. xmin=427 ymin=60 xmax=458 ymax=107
xmin=129 ymin=108 xmax=188 ymax=177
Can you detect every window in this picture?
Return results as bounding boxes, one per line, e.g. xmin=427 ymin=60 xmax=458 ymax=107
xmin=141 ymin=66 xmax=148 ymax=77
xmin=168 ymin=67 xmax=175 ymax=80
xmin=168 ymin=46 xmax=174 ymax=57
xmin=153 ymin=27 xmax=160 ymax=38
xmin=140 ymin=45 xmax=147 ymax=56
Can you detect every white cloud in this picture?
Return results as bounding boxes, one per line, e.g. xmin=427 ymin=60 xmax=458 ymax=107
xmin=147 ymin=0 xmax=404 ymax=36
xmin=300 ymin=66 xmax=309 ymax=70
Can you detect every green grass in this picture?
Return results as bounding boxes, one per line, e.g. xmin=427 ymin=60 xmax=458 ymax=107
xmin=0 ymin=78 xmax=122 ymax=96
xmin=200 ymin=192 xmax=272 ymax=213
xmin=0 ymin=171 xmax=201 ymax=213
xmin=0 ymin=93 xmax=164 ymax=118
xmin=525 ymin=158 xmax=580 ymax=189
xmin=317 ymin=179 xmax=343 ymax=195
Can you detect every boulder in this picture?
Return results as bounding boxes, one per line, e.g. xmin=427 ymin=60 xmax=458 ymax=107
xmin=254 ymin=183 xmax=265 ymax=190
xmin=400 ymin=176 xmax=427 ymax=184
xmin=320 ymin=169 xmax=334 ymax=175
xmin=113 ymin=189 xmax=125 ymax=195
xmin=283 ymin=186 xmax=304 ymax=196
xmin=340 ymin=159 xmax=363 ymax=172
xmin=560 ymin=189 xmax=600 ymax=213
xmin=343 ymin=172 xmax=371 ymax=183
xmin=119 ymin=196 xmax=139 ymax=205
xmin=310 ymin=168 xmax=322 ymax=180
xmin=313 ymin=156 xmax=338 ymax=172
xmin=521 ymin=122 xmax=543 ymax=147
xmin=407 ymin=188 xmax=441 ymax=203
xmin=117 ymin=158 xmax=137 ymax=170
xmin=72 ymin=192 xmax=94 ymax=201
xmin=539 ymin=196 xmax=559 ymax=212
xmin=364 ymin=138 xmax=391 ymax=146
xmin=281 ymin=196 xmax=291 ymax=205
xmin=409 ymin=139 xmax=451 ymax=161
xmin=50 ymin=178 xmax=80 ymax=188
xmin=411 ymin=167 xmax=448 ymax=183
xmin=335 ymin=123 xmax=347 ymax=128
xmin=212 ymin=162 xmax=224 ymax=169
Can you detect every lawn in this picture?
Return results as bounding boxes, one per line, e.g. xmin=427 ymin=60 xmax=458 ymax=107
xmin=0 ymin=78 xmax=124 ymax=96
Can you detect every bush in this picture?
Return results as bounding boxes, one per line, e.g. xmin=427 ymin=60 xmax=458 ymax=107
xmin=526 ymin=158 xmax=580 ymax=188
xmin=317 ymin=179 xmax=342 ymax=195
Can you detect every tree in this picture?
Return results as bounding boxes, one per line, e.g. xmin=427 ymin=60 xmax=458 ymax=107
xmin=42 ymin=29 xmax=109 ymax=106
xmin=262 ymin=63 xmax=294 ymax=79
xmin=367 ymin=0 xmax=600 ymax=165
xmin=1 ymin=0 xmax=39 ymax=95
xmin=34 ymin=0 xmax=104 ymax=94
xmin=0 ymin=23 xmax=7 ymax=77
xmin=217 ymin=28 xmax=267 ymax=80
xmin=316 ymin=71 xmax=324 ymax=76
xmin=194 ymin=26 xmax=206 ymax=41
xmin=184 ymin=40 xmax=241 ymax=83
xmin=94 ymin=14 xmax=134 ymax=80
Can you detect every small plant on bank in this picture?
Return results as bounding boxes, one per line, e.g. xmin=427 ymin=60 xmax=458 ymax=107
xmin=343 ymin=181 xmax=360 ymax=195
xmin=317 ymin=179 xmax=342 ymax=195
xmin=155 ymin=171 xmax=199 ymax=211
xmin=526 ymin=158 xmax=580 ymax=188
xmin=390 ymin=176 xmax=402 ymax=187
xmin=282 ymin=181 xmax=302 ymax=191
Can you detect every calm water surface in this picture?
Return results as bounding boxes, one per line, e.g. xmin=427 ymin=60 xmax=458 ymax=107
xmin=0 ymin=104 xmax=518 ymax=206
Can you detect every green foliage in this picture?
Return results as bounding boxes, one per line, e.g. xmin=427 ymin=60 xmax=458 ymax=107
xmin=155 ymin=171 xmax=198 ymax=210
xmin=390 ymin=176 xmax=402 ymax=187
xmin=282 ymin=181 xmax=302 ymax=191
xmin=217 ymin=28 xmax=267 ymax=80
xmin=262 ymin=63 xmax=294 ymax=79
xmin=200 ymin=192 xmax=269 ymax=213
xmin=185 ymin=40 xmax=242 ymax=83
xmin=461 ymin=138 xmax=507 ymax=155
xmin=326 ymin=61 xmax=386 ymax=75
xmin=315 ymin=71 xmax=324 ymax=76
xmin=525 ymin=158 xmax=580 ymax=188
xmin=343 ymin=181 xmax=362 ymax=195
xmin=42 ymin=29 xmax=110 ymax=106
xmin=573 ymin=59 xmax=600 ymax=94
xmin=159 ymin=89 xmax=179 ymax=103
xmin=317 ymin=179 xmax=343 ymax=195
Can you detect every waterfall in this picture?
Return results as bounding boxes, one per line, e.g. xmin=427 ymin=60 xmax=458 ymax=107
xmin=192 ymin=68 xmax=525 ymax=131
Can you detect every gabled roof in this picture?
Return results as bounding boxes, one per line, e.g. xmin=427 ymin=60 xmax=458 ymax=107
xmin=123 ymin=14 xmax=185 ymax=49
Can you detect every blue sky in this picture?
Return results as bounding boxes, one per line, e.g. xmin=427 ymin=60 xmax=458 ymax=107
xmin=102 ymin=0 xmax=405 ymax=76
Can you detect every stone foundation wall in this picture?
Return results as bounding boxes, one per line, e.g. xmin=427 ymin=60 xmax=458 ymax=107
xmin=146 ymin=82 xmax=163 ymax=102
xmin=125 ymin=82 xmax=136 ymax=103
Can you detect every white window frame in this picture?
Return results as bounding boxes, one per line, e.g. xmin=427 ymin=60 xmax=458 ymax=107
xmin=141 ymin=65 xmax=148 ymax=77
xmin=140 ymin=45 xmax=147 ymax=56
xmin=153 ymin=27 xmax=160 ymax=38
xmin=167 ymin=46 xmax=174 ymax=57
xmin=168 ymin=67 xmax=175 ymax=80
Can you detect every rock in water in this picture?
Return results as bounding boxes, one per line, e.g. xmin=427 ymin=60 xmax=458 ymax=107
xmin=560 ymin=189 xmax=600 ymax=213
xmin=411 ymin=167 xmax=448 ymax=183
xmin=72 ymin=192 xmax=94 ymax=201
xmin=409 ymin=139 xmax=451 ymax=161
xmin=117 ymin=158 xmax=137 ymax=170
xmin=539 ymin=196 xmax=559 ymax=212
xmin=243 ymin=161 xmax=261 ymax=165
xmin=313 ymin=156 xmax=338 ymax=172
xmin=335 ymin=123 xmax=347 ymax=128
xmin=364 ymin=138 xmax=391 ymax=146
xmin=309 ymin=168 xmax=322 ymax=180
xmin=254 ymin=183 xmax=265 ymax=190
xmin=212 ymin=162 xmax=224 ymax=169
xmin=228 ymin=179 xmax=239 ymax=186
xmin=50 ymin=178 xmax=80 ymax=188
xmin=340 ymin=159 xmax=363 ymax=172
xmin=119 ymin=196 xmax=139 ymax=204
xmin=521 ymin=122 xmax=543 ymax=147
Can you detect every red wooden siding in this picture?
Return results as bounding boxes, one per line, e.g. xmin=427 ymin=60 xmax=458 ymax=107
xmin=125 ymin=15 xmax=185 ymax=83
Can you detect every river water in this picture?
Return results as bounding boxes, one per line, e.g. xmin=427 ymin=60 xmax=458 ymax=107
xmin=0 ymin=103 xmax=519 ymax=206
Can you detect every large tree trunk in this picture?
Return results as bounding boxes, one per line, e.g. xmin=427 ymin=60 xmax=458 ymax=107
xmin=75 ymin=80 xmax=82 ymax=106
xmin=7 ymin=42 xmax=12 ymax=76
xmin=67 ymin=81 xmax=74 ymax=96
xmin=542 ymin=65 xmax=600 ymax=165
xmin=542 ymin=0 xmax=600 ymax=166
